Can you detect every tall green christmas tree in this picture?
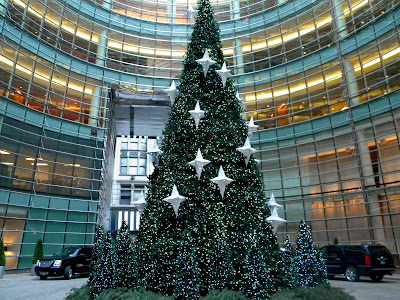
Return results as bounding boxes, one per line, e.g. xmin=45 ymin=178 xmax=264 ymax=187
xmin=115 ymin=221 xmax=138 ymax=289
xmin=293 ymin=220 xmax=328 ymax=287
xmin=136 ymin=0 xmax=280 ymax=296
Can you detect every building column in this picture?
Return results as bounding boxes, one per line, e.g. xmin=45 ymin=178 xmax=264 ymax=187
xmin=230 ymin=0 xmax=244 ymax=75
xmin=167 ymin=0 xmax=176 ymax=23
xmin=89 ymin=0 xmax=111 ymax=127
xmin=331 ymin=0 xmax=386 ymax=243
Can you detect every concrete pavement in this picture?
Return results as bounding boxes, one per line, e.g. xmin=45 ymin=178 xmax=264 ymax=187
xmin=329 ymin=273 xmax=400 ymax=300
xmin=1 ymin=271 xmax=400 ymax=300
xmin=0 ymin=272 xmax=87 ymax=300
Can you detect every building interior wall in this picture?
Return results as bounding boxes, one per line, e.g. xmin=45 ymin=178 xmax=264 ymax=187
xmin=0 ymin=0 xmax=400 ymax=268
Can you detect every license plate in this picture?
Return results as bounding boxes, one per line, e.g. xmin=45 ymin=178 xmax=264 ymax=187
xmin=39 ymin=271 xmax=49 ymax=275
xmin=380 ymin=261 xmax=385 ymax=264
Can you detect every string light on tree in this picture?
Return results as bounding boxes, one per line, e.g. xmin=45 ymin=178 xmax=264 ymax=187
xmin=163 ymin=184 xmax=186 ymax=216
xmin=189 ymin=101 xmax=205 ymax=129
xmin=188 ymin=148 xmax=211 ymax=179
xmin=237 ymin=137 xmax=257 ymax=166
xmin=211 ymin=165 xmax=234 ymax=198
xmin=195 ymin=49 xmax=216 ymax=77
xmin=164 ymin=81 xmax=178 ymax=105
xmin=216 ymin=62 xmax=232 ymax=87
xmin=184 ymin=3 xmax=198 ymax=24
xmin=247 ymin=116 xmax=259 ymax=136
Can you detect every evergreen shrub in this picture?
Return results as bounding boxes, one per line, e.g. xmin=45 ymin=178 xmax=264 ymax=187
xmin=32 ymin=239 xmax=43 ymax=264
xmin=270 ymin=285 xmax=356 ymax=300
xmin=0 ymin=239 xmax=5 ymax=266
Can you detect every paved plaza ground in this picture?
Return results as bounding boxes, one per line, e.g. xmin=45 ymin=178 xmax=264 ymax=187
xmin=0 ymin=271 xmax=399 ymax=300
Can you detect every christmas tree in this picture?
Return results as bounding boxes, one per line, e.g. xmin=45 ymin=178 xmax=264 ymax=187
xmin=136 ymin=0 xmax=280 ymax=296
xmin=293 ymin=220 xmax=328 ymax=287
xmin=90 ymin=232 xmax=116 ymax=298
xmin=115 ymin=221 xmax=138 ymax=289
xmin=282 ymin=235 xmax=294 ymax=289
xmin=89 ymin=225 xmax=104 ymax=284
xmin=241 ymin=242 xmax=269 ymax=300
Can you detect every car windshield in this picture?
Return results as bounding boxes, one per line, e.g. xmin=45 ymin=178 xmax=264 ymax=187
xmin=53 ymin=247 xmax=79 ymax=257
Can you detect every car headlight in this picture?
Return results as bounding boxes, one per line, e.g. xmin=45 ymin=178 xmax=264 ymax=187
xmin=52 ymin=260 xmax=62 ymax=267
xmin=36 ymin=260 xmax=40 ymax=266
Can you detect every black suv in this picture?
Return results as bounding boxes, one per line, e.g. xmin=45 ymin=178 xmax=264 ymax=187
xmin=35 ymin=246 xmax=92 ymax=280
xmin=321 ymin=244 xmax=396 ymax=282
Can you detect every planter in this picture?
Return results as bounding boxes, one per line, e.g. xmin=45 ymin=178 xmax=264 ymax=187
xmin=31 ymin=263 xmax=37 ymax=276
xmin=0 ymin=266 xmax=5 ymax=279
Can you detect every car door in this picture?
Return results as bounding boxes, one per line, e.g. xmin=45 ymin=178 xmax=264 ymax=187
xmin=78 ymin=248 xmax=92 ymax=273
xmin=322 ymin=246 xmax=344 ymax=274
xmin=74 ymin=249 xmax=86 ymax=274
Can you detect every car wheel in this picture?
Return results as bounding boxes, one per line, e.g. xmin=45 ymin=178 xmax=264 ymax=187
xmin=64 ymin=266 xmax=73 ymax=280
xmin=370 ymin=274 xmax=384 ymax=282
xmin=345 ymin=266 xmax=360 ymax=282
xmin=328 ymin=275 xmax=335 ymax=280
xmin=39 ymin=275 xmax=48 ymax=280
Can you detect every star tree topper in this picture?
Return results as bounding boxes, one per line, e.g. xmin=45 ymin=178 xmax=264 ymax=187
xmin=189 ymin=101 xmax=205 ymax=129
xmin=237 ymin=137 xmax=257 ymax=166
xmin=148 ymin=141 xmax=163 ymax=165
xmin=236 ymin=91 xmax=242 ymax=102
xmin=248 ymin=116 xmax=259 ymax=136
xmin=188 ymin=148 xmax=211 ymax=179
xmin=267 ymin=206 xmax=287 ymax=233
xmin=163 ymin=184 xmax=186 ymax=216
xmin=268 ymin=192 xmax=283 ymax=209
xmin=131 ymin=191 xmax=147 ymax=218
xmin=164 ymin=81 xmax=178 ymax=105
xmin=184 ymin=4 xmax=198 ymax=24
xmin=211 ymin=165 xmax=234 ymax=198
xmin=196 ymin=49 xmax=216 ymax=77
xmin=216 ymin=62 xmax=232 ymax=87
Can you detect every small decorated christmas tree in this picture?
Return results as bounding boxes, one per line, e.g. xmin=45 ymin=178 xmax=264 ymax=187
xmin=293 ymin=220 xmax=328 ymax=287
xmin=89 ymin=225 xmax=104 ymax=283
xmin=90 ymin=232 xmax=116 ymax=297
xmin=241 ymin=245 xmax=269 ymax=300
xmin=282 ymin=235 xmax=294 ymax=288
xmin=115 ymin=221 xmax=138 ymax=289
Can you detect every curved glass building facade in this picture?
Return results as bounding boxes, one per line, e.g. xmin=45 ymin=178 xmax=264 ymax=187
xmin=0 ymin=0 xmax=400 ymax=268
